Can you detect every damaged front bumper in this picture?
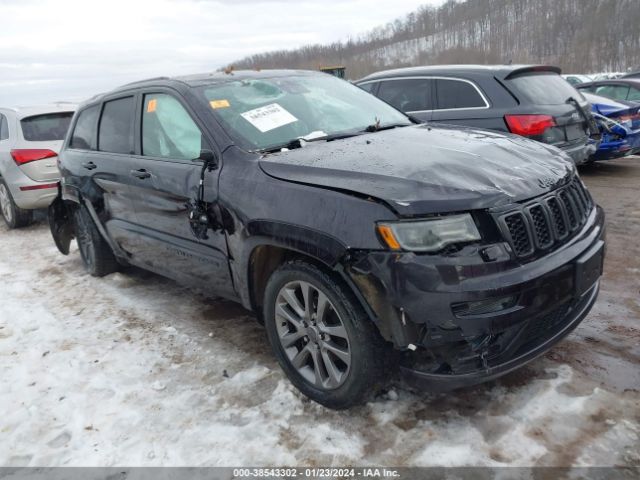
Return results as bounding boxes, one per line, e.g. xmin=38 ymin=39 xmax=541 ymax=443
xmin=345 ymin=205 xmax=605 ymax=390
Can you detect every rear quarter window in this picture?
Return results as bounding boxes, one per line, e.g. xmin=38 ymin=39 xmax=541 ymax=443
xmin=20 ymin=112 xmax=74 ymax=141
xmin=506 ymin=73 xmax=582 ymax=105
xmin=358 ymin=82 xmax=378 ymax=94
xmin=70 ymin=105 xmax=99 ymax=150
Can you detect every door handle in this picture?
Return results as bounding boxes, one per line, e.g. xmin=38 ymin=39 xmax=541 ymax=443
xmin=131 ymin=169 xmax=151 ymax=179
xmin=82 ymin=161 xmax=97 ymax=170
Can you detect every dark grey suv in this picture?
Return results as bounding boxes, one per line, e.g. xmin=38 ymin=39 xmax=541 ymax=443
xmin=356 ymin=65 xmax=599 ymax=165
xmin=50 ymin=70 xmax=605 ymax=409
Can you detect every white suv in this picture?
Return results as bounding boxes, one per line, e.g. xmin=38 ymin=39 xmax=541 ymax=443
xmin=0 ymin=104 xmax=76 ymax=228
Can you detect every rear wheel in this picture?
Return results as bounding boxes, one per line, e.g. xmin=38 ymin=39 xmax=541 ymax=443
xmin=264 ymin=260 xmax=393 ymax=409
xmin=74 ymin=205 xmax=118 ymax=277
xmin=0 ymin=180 xmax=33 ymax=229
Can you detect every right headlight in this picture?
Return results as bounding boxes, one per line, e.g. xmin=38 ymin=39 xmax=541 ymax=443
xmin=377 ymin=214 xmax=481 ymax=252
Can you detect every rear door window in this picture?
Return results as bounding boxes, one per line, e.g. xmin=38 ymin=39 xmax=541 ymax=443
xmin=0 ymin=114 xmax=8 ymax=141
xmin=377 ymin=78 xmax=433 ymax=112
xmin=627 ymin=87 xmax=640 ymax=101
xmin=70 ymin=106 xmax=99 ymax=150
xmin=98 ymin=97 xmax=135 ymax=154
xmin=594 ymin=84 xmax=630 ymax=101
xmin=141 ymin=94 xmax=204 ymax=161
xmin=20 ymin=112 xmax=73 ymax=141
xmin=435 ymin=79 xmax=487 ymax=109
xmin=506 ymin=73 xmax=584 ymax=105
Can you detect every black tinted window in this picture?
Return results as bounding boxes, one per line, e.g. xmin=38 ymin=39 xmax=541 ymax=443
xmin=506 ymin=73 xmax=581 ymax=105
xmin=20 ymin=112 xmax=73 ymax=141
xmin=70 ymin=106 xmax=99 ymax=150
xmin=0 ymin=114 xmax=8 ymax=141
xmin=377 ymin=79 xmax=433 ymax=112
xmin=98 ymin=97 xmax=134 ymax=154
xmin=436 ymin=79 xmax=486 ymax=109
xmin=358 ymin=82 xmax=378 ymax=94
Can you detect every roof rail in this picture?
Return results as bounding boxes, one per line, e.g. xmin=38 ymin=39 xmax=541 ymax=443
xmin=118 ymin=76 xmax=171 ymax=88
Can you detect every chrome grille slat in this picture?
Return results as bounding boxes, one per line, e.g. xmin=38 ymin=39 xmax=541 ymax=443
xmin=499 ymin=177 xmax=593 ymax=259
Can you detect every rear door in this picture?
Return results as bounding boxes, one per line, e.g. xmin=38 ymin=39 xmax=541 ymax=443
xmin=126 ymin=90 xmax=233 ymax=295
xmin=64 ymin=95 xmax=142 ymax=256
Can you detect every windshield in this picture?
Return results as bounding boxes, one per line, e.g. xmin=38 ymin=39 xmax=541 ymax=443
xmin=199 ymin=74 xmax=411 ymax=151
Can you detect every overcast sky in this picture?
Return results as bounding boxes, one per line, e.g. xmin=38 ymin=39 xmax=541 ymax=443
xmin=0 ymin=0 xmax=442 ymax=106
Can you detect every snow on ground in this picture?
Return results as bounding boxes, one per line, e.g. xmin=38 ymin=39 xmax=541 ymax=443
xmin=1 ymin=158 xmax=639 ymax=467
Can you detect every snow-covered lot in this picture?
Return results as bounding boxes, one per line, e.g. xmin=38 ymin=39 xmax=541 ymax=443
xmin=1 ymin=159 xmax=639 ymax=467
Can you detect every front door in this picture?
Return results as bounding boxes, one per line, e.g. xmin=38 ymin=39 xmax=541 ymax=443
xmin=126 ymin=91 xmax=234 ymax=297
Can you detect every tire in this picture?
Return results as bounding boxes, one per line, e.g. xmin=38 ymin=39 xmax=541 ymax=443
xmin=0 ymin=179 xmax=33 ymax=229
xmin=264 ymin=260 xmax=393 ymax=409
xmin=74 ymin=204 xmax=119 ymax=277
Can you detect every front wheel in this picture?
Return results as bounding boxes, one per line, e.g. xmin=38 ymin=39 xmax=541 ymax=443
xmin=264 ymin=260 xmax=393 ymax=409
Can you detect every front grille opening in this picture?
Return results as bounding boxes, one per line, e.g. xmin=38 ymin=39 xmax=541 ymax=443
xmin=559 ymin=190 xmax=578 ymax=229
xmin=547 ymin=197 xmax=568 ymax=238
xmin=528 ymin=205 xmax=552 ymax=248
xmin=452 ymin=295 xmax=518 ymax=317
xmin=504 ymin=213 xmax=532 ymax=256
xmin=499 ymin=176 xmax=593 ymax=259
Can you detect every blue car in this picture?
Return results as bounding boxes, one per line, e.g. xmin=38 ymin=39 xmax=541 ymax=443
xmin=582 ymin=92 xmax=640 ymax=160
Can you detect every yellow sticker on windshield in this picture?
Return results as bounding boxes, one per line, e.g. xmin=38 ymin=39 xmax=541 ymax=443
xmin=147 ymin=99 xmax=157 ymax=113
xmin=210 ymin=99 xmax=230 ymax=109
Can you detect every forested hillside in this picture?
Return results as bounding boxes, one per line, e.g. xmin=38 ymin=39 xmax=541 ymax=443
xmin=230 ymin=0 xmax=640 ymax=78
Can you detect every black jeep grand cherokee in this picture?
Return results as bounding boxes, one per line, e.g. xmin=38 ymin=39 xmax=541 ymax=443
xmin=49 ymin=70 xmax=605 ymax=409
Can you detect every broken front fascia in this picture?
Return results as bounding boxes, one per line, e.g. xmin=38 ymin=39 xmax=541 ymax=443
xmin=339 ymin=203 xmax=604 ymax=380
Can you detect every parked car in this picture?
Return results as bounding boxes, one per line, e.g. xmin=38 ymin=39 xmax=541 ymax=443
xmin=621 ymin=71 xmax=640 ymax=79
xmin=356 ymin=65 xmax=599 ymax=165
xmin=590 ymin=72 xmax=626 ymax=81
xmin=0 ymin=104 xmax=76 ymax=228
xmin=562 ymin=74 xmax=592 ymax=86
xmin=49 ymin=70 xmax=605 ymax=409
xmin=576 ymin=79 xmax=640 ymax=105
xmin=583 ymin=92 xmax=640 ymax=160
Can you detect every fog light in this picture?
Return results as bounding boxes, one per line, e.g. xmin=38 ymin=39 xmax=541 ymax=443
xmin=452 ymin=295 xmax=518 ymax=317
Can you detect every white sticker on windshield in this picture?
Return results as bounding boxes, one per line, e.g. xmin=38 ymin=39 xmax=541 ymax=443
xmin=240 ymin=103 xmax=298 ymax=133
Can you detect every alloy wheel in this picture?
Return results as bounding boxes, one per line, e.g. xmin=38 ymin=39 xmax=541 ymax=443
xmin=275 ymin=280 xmax=351 ymax=390
xmin=0 ymin=184 xmax=13 ymax=224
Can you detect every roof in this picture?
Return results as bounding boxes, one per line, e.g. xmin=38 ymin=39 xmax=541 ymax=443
xmin=0 ymin=103 xmax=77 ymax=118
xmin=77 ymin=69 xmax=327 ymax=108
xmin=118 ymin=69 xmax=323 ymax=89
xmin=356 ymin=64 xmax=562 ymax=83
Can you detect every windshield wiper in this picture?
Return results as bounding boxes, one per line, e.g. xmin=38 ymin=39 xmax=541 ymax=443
xmin=257 ymin=123 xmax=412 ymax=154
xmin=257 ymin=131 xmax=367 ymax=154
xmin=362 ymin=122 xmax=412 ymax=133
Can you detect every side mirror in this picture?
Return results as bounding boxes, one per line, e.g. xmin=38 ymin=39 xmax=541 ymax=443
xmin=195 ymin=149 xmax=218 ymax=171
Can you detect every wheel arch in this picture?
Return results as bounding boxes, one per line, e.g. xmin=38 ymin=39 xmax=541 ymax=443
xmin=239 ymin=221 xmax=380 ymax=328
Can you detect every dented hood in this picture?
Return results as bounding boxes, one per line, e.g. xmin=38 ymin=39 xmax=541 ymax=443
xmin=259 ymin=124 xmax=575 ymax=216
